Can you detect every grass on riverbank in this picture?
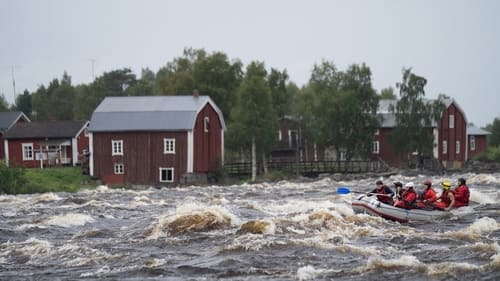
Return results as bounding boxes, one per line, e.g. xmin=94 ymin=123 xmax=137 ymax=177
xmin=24 ymin=167 xmax=96 ymax=193
xmin=4 ymin=166 xmax=96 ymax=194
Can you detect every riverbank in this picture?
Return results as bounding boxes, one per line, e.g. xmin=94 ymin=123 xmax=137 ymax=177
xmin=1 ymin=166 xmax=95 ymax=194
xmin=3 ymin=161 xmax=499 ymax=194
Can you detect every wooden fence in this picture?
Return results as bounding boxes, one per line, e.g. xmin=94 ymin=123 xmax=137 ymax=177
xmin=224 ymin=160 xmax=389 ymax=178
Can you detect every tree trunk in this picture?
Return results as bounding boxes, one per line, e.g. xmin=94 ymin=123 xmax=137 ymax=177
xmin=251 ymin=136 xmax=256 ymax=181
xmin=262 ymin=152 xmax=268 ymax=174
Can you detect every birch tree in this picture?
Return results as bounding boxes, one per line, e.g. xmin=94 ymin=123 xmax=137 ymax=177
xmin=228 ymin=61 xmax=277 ymax=181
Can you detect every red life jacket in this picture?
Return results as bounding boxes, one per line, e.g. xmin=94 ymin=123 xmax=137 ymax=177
xmin=395 ymin=189 xmax=417 ymax=209
xmin=454 ymin=185 xmax=470 ymax=208
xmin=376 ymin=185 xmax=393 ymax=204
xmin=440 ymin=190 xmax=454 ymax=205
xmin=423 ymin=187 xmax=438 ymax=202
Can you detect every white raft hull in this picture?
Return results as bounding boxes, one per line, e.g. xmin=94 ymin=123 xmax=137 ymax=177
xmin=351 ymin=195 xmax=449 ymax=223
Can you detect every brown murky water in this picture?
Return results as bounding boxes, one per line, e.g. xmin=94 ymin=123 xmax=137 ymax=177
xmin=1 ymin=173 xmax=499 ymax=280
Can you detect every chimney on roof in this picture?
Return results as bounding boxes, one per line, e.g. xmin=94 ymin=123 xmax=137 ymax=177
xmin=193 ymin=89 xmax=199 ymax=97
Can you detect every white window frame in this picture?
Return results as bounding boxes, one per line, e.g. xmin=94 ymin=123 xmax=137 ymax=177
xmin=112 ymin=140 xmax=123 ymax=156
xmin=278 ymin=130 xmax=282 ymax=141
xmin=372 ymin=140 xmax=380 ymax=154
xmin=163 ymin=138 xmax=175 ymax=154
xmin=456 ymin=140 xmax=460 ymax=155
xmin=114 ymin=163 xmax=124 ymax=174
xmin=204 ymin=117 xmax=209 ymax=133
xmin=339 ymin=151 xmax=347 ymax=161
xmin=442 ymin=140 xmax=448 ymax=155
xmin=470 ymin=136 xmax=476 ymax=151
xmin=22 ymin=143 xmax=34 ymax=160
xmin=159 ymin=167 xmax=174 ymax=182
xmin=449 ymin=114 xmax=455 ymax=129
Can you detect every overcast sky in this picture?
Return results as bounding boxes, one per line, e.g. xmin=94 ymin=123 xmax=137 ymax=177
xmin=1 ymin=0 xmax=499 ymax=126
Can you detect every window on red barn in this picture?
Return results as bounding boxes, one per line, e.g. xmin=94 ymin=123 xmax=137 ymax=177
xmin=22 ymin=143 xmax=34 ymax=160
xmin=112 ymin=140 xmax=123 ymax=156
xmin=159 ymin=167 xmax=174 ymax=182
xmin=470 ymin=136 xmax=476 ymax=151
xmin=114 ymin=163 xmax=124 ymax=174
xmin=163 ymin=138 xmax=175 ymax=154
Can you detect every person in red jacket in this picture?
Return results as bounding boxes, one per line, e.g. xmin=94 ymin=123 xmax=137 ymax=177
xmin=434 ymin=181 xmax=456 ymax=211
xmin=394 ymin=182 xmax=417 ymax=209
xmin=454 ymin=177 xmax=470 ymax=208
xmin=367 ymin=180 xmax=394 ymax=205
xmin=416 ymin=179 xmax=438 ymax=209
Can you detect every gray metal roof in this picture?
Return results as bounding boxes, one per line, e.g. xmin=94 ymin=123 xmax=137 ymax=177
xmin=378 ymin=98 xmax=454 ymax=128
xmin=467 ymin=126 xmax=490 ymax=136
xmin=88 ymin=96 xmax=226 ymax=132
xmin=0 ymin=111 xmax=29 ymax=132
xmin=4 ymin=120 xmax=89 ymax=139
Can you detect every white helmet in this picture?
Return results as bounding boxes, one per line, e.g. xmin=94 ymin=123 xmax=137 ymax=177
xmin=405 ymin=182 xmax=414 ymax=188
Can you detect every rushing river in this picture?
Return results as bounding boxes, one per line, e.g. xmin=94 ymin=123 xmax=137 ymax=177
xmin=0 ymin=172 xmax=499 ymax=280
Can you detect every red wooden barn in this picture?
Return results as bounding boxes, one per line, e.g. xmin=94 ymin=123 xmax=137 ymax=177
xmin=467 ymin=125 xmax=490 ymax=159
xmin=4 ymin=120 xmax=89 ymax=168
xmin=0 ymin=111 xmax=30 ymax=160
xmin=373 ymin=98 xmax=488 ymax=168
xmin=88 ymin=95 xmax=226 ymax=185
xmin=270 ymin=116 xmax=320 ymax=162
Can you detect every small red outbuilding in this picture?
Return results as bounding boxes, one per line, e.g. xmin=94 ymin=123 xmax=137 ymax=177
xmin=4 ymin=120 xmax=89 ymax=168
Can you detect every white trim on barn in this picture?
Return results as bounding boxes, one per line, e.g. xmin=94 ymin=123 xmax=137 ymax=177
xmin=72 ymin=138 xmax=78 ymax=166
xmin=221 ymin=130 xmax=225 ymax=165
xmin=465 ymin=128 xmax=469 ymax=162
xmin=89 ymin=132 xmax=94 ymax=176
xmin=187 ymin=131 xmax=193 ymax=173
xmin=4 ymin=139 xmax=8 ymax=166
xmin=192 ymin=98 xmax=227 ymax=131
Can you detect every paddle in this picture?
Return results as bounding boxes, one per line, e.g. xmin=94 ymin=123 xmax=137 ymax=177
xmin=336 ymin=187 xmax=393 ymax=197
xmin=337 ymin=187 xmax=358 ymax=194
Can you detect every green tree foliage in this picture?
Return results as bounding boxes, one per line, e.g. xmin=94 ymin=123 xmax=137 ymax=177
xmin=126 ymin=68 xmax=156 ymax=97
xmin=338 ymin=64 xmax=380 ymax=158
xmin=155 ymin=48 xmax=243 ymax=121
xmin=0 ymin=94 xmax=10 ymax=112
xmin=14 ymin=90 xmax=32 ymax=118
xmin=389 ymin=68 xmax=444 ymax=158
xmin=300 ymin=60 xmax=342 ymax=150
xmin=155 ymin=48 xmax=197 ymax=95
xmin=32 ymin=79 xmax=58 ymax=120
xmin=0 ymin=163 xmax=27 ymax=194
xmin=52 ymin=72 xmax=76 ymax=120
xmin=31 ymin=72 xmax=76 ymax=120
xmin=74 ymin=68 xmax=137 ymax=120
xmin=487 ymin=146 xmax=500 ymax=162
xmin=298 ymin=61 xmax=379 ymax=159
xmin=192 ymin=50 xmax=243 ymax=121
xmin=268 ymin=68 xmax=292 ymax=118
xmin=380 ymin=87 xmax=396 ymax=99
xmin=227 ymin=61 xmax=278 ymax=178
xmin=486 ymin=118 xmax=500 ymax=147
xmin=73 ymin=84 xmax=96 ymax=121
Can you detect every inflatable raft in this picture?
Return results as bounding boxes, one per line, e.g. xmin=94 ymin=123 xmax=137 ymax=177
xmin=351 ymin=195 xmax=449 ymax=223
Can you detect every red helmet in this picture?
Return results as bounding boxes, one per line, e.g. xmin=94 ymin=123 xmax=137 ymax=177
xmin=423 ymin=179 xmax=432 ymax=186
